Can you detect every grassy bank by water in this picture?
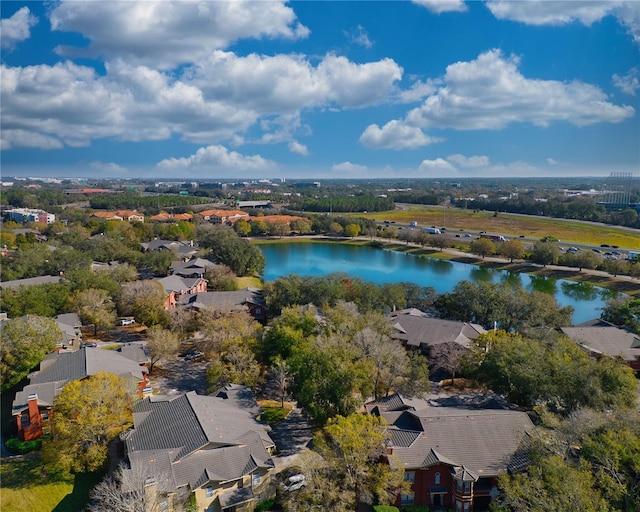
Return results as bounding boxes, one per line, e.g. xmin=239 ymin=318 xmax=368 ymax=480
xmin=357 ymin=205 xmax=640 ymax=250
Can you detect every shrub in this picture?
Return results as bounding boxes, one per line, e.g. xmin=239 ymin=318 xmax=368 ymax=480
xmin=374 ymin=507 xmax=400 ymax=512
xmin=401 ymin=506 xmax=430 ymax=512
xmin=5 ymin=436 xmax=43 ymax=454
xmin=256 ymin=499 xmax=276 ymax=511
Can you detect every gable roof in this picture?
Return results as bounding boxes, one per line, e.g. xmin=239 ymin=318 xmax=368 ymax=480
xmin=561 ymin=325 xmax=640 ymax=363
xmin=29 ymin=347 xmax=147 ymax=385
xmin=12 ymin=380 xmax=67 ymax=415
xmin=124 ymin=391 xmax=274 ymax=491
xmin=180 ymin=288 xmax=265 ymax=309
xmin=0 ymin=275 xmax=61 ymax=289
xmin=388 ymin=311 xmax=486 ymax=349
xmin=385 ymin=407 xmax=534 ymax=477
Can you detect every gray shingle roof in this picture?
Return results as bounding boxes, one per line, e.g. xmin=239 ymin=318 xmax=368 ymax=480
xmin=12 ymin=380 xmax=67 ymax=414
xmin=561 ymin=325 xmax=640 ymax=363
xmin=0 ymin=275 xmax=61 ymax=289
xmin=388 ymin=312 xmax=486 ymax=349
xmin=125 ymin=391 xmax=274 ymax=492
xmin=117 ymin=343 xmax=149 ymax=364
xmin=29 ymin=347 xmax=147 ymax=385
xmin=180 ymin=288 xmax=265 ymax=309
xmin=385 ymin=407 xmax=534 ymax=477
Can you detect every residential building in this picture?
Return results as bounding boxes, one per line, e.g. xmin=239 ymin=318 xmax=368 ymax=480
xmin=561 ymin=320 xmax=640 ymax=371
xmin=4 ymin=208 xmax=55 ymax=224
xmin=90 ymin=210 xmax=144 ymax=222
xmin=170 ymin=257 xmax=218 ymax=279
xmin=54 ymin=313 xmax=83 ymax=348
xmin=388 ymin=308 xmax=486 ymax=354
xmin=156 ymin=275 xmax=208 ymax=309
xmin=0 ymin=275 xmax=62 ymax=289
xmin=123 ymin=390 xmax=275 ymax=511
xmin=140 ymin=239 xmax=199 ymax=260
xmin=180 ymin=288 xmax=267 ymax=322
xmin=12 ymin=347 xmax=149 ymax=441
xmin=367 ymin=394 xmax=533 ymax=511
xmin=198 ymin=209 xmax=249 ymax=224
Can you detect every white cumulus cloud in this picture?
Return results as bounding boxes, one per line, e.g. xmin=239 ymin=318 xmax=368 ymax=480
xmin=446 ymin=154 xmax=490 ymax=167
xmin=404 ymin=49 xmax=634 ymax=130
xmin=486 ymin=0 xmax=640 ymax=44
xmin=359 ymin=120 xmax=442 ymax=150
xmin=331 ymin=161 xmax=369 ymax=173
xmin=49 ymin=0 xmax=309 ymax=69
xmin=613 ymin=67 xmax=640 ymax=95
xmin=412 ymin=0 xmax=468 ymax=14
xmin=344 ymin=25 xmax=373 ymax=48
xmin=156 ymin=145 xmax=275 ymax=171
xmin=288 ymin=141 xmax=309 ymax=156
xmin=419 ymin=158 xmax=456 ymax=172
xmin=1 ymin=7 xmax=38 ymax=49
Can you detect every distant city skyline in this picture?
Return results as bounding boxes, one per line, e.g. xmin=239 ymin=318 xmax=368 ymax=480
xmin=1 ymin=1 xmax=639 ymax=179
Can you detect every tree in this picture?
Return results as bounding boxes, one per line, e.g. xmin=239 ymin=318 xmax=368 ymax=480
xmin=0 ymin=282 xmax=71 ymax=318
xmin=203 ymin=263 xmax=238 ymax=291
xmin=269 ymin=221 xmax=290 ymax=238
xmin=601 ymin=296 xmax=640 ymax=334
xmin=530 ymin=241 xmax=560 ymax=266
xmin=428 ymin=342 xmax=466 ymax=386
xmin=470 ymin=238 xmax=496 ymax=259
xmin=270 ymin=357 xmax=292 ymax=407
xmin=295 ymin=414 xmax=406 ymax=511
xmin=234 ymin=218 xmax=251 ymax=237
xmin=198 ymin=224 xmax=265 ymax=276
xmin=429 ymin=233 xmax=452 ymax=251
xmin=496 ymin=454 xmax=609 ymax=512
xmin=501 ymin=239 xmax=525 ymax=262
xmin=146 ymin=326 xmax=180 ymax=373
xmin=344 ymin=223 xmax=361 ymax=238
xmin=88 ymin=463 xmax=189 ymax=512
xmin=1 ymin=315 xmax=62 ymax=391
xmin=72 ymin=288 xmax=117 ymax=336
xmin=119 ymin=280 xmax=169 ymax=327
xmin=198 ymin=308 xmax=262 ymax=357
xmin=291 ymin=218 xmax=313 ymax=234
xmin=328 ymin=222 xmax=344 ymax=237
xmin=42 ymin=372 xmax=134 ymax=473
xmin=206 ymin=344 xmax=262 ymax=390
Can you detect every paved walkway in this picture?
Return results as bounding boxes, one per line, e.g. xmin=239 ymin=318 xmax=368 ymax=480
xmin=268 ymin=407 xmax=314 ymax=471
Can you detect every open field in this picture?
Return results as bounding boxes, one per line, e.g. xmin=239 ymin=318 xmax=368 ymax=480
xmin=358 ymin=205 xmax=640 ymax=250
xmin=0 ymin=457 xmax=103 ymax=512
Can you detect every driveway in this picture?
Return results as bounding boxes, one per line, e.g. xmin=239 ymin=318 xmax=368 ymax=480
xmin=268 ymin=407 xmax=315 ymax=471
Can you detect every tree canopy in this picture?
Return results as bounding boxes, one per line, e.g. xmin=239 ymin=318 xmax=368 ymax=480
xmin=1 ymin=315 xmax=62 ymax=391
xmin=43 ymin=372 xmax=134 ymax=473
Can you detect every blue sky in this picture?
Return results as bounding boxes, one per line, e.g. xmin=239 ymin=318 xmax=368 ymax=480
xmin=1 ymin=0 xmax=639 ymax=179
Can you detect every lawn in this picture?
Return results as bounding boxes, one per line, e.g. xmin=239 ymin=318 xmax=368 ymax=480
xmin=359 ymin=205 xmax=640 ymax=249
xmin=258 ymin=400 xmax=293 ymax=425
xmin=0 ymin=457 xmax=104 ymax=512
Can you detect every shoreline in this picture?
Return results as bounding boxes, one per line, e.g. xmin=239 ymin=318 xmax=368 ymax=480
xmin=253 ymin=236 xmax=640 ymax=297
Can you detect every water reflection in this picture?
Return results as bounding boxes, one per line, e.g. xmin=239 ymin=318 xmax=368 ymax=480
xmin=527 ymin=275 xmax=557 ymax=295
xmin=561 ymin=281 xmax=599 ymax=301
xmin=500 ymin=271 xmax=523 ymax=287
xmin=469 ymin=266 xmax=494 ymax=282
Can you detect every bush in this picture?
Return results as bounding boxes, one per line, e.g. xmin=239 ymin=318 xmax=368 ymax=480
xmin=374 ymin=507 xmax=400 ymax=512
xmin=401 ymin=506 xmax=430 ymax=512
xmin=256 ymin=499 xmax=276 ymax=511
xmin=5 ymin=436 xmax=43 ymax=454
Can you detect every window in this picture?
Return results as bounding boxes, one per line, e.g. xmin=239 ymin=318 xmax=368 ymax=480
xmin=434 ymin=472 xmax=441 ymax=485
xmin=456 ymin=502 xmax=462 ymax=512
xmin=457 ymin=479 xmax=463 ymax=491
xmin=464 ymin=481 xmax=471 ymax=493
xmin=253 ymin=472 xmax=261 ymax=486
xmin=400 ymin=493 xmax=415 ymax=506
xmin=205 ymin=486 xmax=213 ymax=498
xmin=464 ymin=503 xmax=470 ymax=512
xmin=404 ymin=471 xmax=415 ymax=483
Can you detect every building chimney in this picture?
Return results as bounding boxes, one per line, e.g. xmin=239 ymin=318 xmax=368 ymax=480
xmin=27 ymin=394 xmax=40 ymax=426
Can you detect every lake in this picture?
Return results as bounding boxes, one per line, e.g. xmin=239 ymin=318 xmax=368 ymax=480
xmin=259 ymin=242 xmax=617 ymax=325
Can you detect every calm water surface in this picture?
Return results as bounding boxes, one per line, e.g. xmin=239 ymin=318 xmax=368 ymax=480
xmin=260 ymin=242 xmax=617 ymax=325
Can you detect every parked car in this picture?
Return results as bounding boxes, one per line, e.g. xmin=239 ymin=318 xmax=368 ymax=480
xmin=119 ymin=318 xmax=136 ymax=326
xmin=282 ymin=474 xmax=306 ymax=492
xmin=83 ymin=342 xmax=97 ymax=348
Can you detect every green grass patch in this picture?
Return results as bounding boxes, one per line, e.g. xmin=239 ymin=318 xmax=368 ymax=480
xmin=357 ymin=205 xmax=640 ymax=249
xmin=259 ymin=401 xmax=293 ymax=425
xmin=0 ymin=457 xmax=105 ymax=512
xmin=235 ymin=276 xmax=262 ymax=289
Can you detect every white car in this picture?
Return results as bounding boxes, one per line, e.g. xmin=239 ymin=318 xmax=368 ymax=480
xmin=119 ymin=318 xmax=136 ymax=326
xmin=282 ymin=474 xmax=306 ymax=492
